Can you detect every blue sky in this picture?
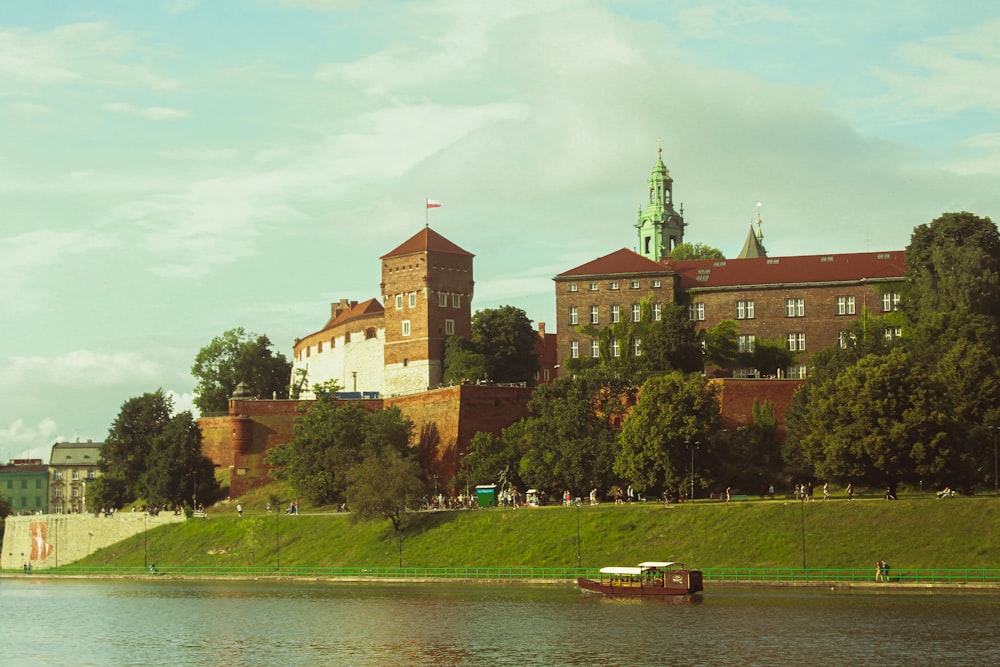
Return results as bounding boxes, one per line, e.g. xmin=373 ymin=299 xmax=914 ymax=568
xmin=2 ymin=0 xmax=999 ymax=461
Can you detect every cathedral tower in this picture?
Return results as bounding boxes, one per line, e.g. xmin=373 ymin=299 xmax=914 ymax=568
xmin=636 ymin=144 xmax=685 ymax=261
xmin=380 ymin=227 xmax=474 ymax=394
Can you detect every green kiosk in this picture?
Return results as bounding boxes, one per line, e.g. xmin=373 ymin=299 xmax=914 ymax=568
xmin=475 ymin=484 xmax=498 ymax=508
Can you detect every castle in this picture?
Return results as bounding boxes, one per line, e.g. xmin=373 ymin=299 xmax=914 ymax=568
xmin=199 ymin=147 xmax=906 ymax=498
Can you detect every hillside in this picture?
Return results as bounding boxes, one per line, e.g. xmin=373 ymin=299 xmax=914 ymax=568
xmin=74 ymin=494 xmax=1000 ymax=572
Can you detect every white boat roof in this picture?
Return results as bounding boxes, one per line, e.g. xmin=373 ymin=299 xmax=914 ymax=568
xmin=599 ymin=566 xmax=643 ymax=575
xmin=638 ymin=561 xmax=681 ymax=568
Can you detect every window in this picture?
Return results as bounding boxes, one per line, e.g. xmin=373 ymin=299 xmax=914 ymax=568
xmin=631 ymin=304 xmax=641 ymax=322
xmin=786 ymin=332 xmax=806 ymax=351
xmin=365 ymin=327 xmax=376 ymax=340
xmin=609 ymin=281 xmax=620 ymax=290
xmin=568 ymin=283 xmax=578 ymax=292
xmin=591 ymin=340 xmax=600 ymax=357
xmin=452 ymin=294 xmax=461 ymax=308
xmin=838 ymin=331 xmax=856 ymax=349
xmin=653 ymin=303 xmax=662 ymax=321
xmin=689 ymin=303 xmax=705 ymax=321
xmin=836 ymin=296 xmax=856 ymax=315
xmin=53 ymin=487 xmax=62 ymax=498
xmin=344 ymin=331 xmax=351 ymax=343
xmin=738 ymin=334 xmax=755 ymax=353
xmin=395 ymin=294 xmax=403 ymax=310
xmin=630 ymin=280 xmax=640 ymax=289
xmin=785 ymin=365 xmax=808 ymax=379
xmin=87 ymin=470 xmax=96 ymax=480
xmin=611 ymin=305 xmax=621 ymax=323
xmin=439 ymin=292 xmax=448 ymax=307
xmin=21 ymin=480 xmax=27 ymax=489
xmin=651 ymin=279 xmax=661 ymax=288
xmin=736 ymin=300 xmax=755 ymax=319
xmin=402 ymin=320 xmax=411 ymax=336
xmin=409 ymin=292 xmax=417 ymax=307
xmin=883 ymin=292 xmax=900 ymax=312
xmin=543 ymin=369 xmax=550 ymax=381
xmin=785 ymin=298 xmax=804 ymax=317
xmin=445 ymin=319 xmax=455 ymax=335
xmin=570 ymin=340 xmax=579 ymax=358
xmin=610 ymin=339 xmax=620 ymax=357
xmin=54 ymin=471 xmax=63 ymax=481
xmin=885 ymin=326 xmax=902 ymax=341
xmin=632 ymin=337 xmax=642 ymax=356
xmin=569 ymin=306 xmax=578 ymax=325
xmin=590 ymin=305 xmax=599 ymax=325
xmin=589 ymin=282 xmax=599 ymax=291
xmin=71 ymin=488 xmax=80 ymax=497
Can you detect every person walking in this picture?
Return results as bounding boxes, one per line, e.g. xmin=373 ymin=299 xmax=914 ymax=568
xmin=236 ymin=503 xmax=243 ymax=517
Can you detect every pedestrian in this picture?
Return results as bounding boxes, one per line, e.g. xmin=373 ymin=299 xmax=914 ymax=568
xmin=823 ymin=482 xmax=830 ymax=501
xmin=725 ymin=486 xmax=732 ymax=503
xmin=847 ymin=483 xmax=854 ymax=501
xmin=768 ymin=484 xmax=775 ymax=500
xmin=236 ymin=503 xmax=243 ymax=517
xmin=875 ymin=560 xmax=883 ymax=582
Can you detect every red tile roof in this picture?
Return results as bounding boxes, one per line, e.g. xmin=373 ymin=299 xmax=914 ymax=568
xmin=556 ymin=248 xmax=673 ymax=278
xmin=323 ymin=297 xmax=384 ymax=330
xmin=381 ymin=226 xmax=474 ymax=259
xmin=669 ymin=251 xmax=907 ymax=290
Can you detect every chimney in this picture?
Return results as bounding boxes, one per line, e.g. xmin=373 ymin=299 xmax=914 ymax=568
xmin=538 ymin=322 xmax=546 ymax=336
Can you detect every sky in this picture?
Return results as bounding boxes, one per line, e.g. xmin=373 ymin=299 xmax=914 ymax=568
xmin=2 ymin=0 xmax=999 ymax=461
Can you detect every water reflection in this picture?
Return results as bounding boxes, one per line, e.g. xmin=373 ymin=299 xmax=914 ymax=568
xmin=1 ymin=580 xmax=999 ymax=666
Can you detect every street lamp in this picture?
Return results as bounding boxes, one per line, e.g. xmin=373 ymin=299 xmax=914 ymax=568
xmin=686 ymin=441 xmax=699 ymax=501
xmin=990 ymin=426 xmax=999 ymax=498
xmin=576 ymin=503 xmax=582 ymax=569
xmin=800 ymin=491 xmax=807 ymax=570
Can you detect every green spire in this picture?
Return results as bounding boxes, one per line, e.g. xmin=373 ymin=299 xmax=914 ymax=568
xmin=636 ymin=142 xmax=685 ymax=261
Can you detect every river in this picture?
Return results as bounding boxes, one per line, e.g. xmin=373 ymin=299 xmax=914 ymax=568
xmin=2 ymin=579 xmax=998 ymax=666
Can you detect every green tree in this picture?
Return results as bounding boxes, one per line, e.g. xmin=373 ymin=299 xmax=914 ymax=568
xmin=442 ymin=335 xmax=489 ymax=385
xmin=740 ymin=338 xmax=797 ymax=377
xmin=142 ymin=411 xmax=219 ymax=508
xmin=905 ymin=212 xmax=1000 ymax=327
xmin=191 ymin=327 xmax=292 ymax=414
xmin=93 ymin=389 xmax=174 ymax=509
xmin=266 ymin=402 xmax=414 ymax=505
xmin=703 ymin=319 xmax=740 ymax=369
xmin=642 ymin=302 xmax=704 ymax=373
xmin=615 ymin=372 xmax=721 ymax=496
xmin=669 ymin=242 xmax=725 ymax=260
xmin=471 ymin=305 xmax=540 ymax=383
xmin=347 ymin=449 xmax=427 ymax=531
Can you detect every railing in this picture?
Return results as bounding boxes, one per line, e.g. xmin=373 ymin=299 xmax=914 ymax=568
xmin=4 ymin=565 xmax=1000 ymax=586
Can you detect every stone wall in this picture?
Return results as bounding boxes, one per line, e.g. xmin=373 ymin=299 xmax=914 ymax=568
xmin=0 ymin=511 xmax=185 ymax=570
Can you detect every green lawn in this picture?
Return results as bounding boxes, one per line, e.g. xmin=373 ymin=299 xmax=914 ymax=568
xmin=74 ymin=491 xmax=1000 ymax=571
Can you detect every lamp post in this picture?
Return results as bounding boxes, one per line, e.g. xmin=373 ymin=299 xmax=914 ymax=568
xmin=800 ymin=493 xmax=807 ymax=570
xmin=987 ymin=425 xmax=999 ymax=496
xmin=576 ymin=503 xmax=582 ymax=569
xmin=275 ymin=509 xmax=281 ymax=571
xmin=686 ymin=441 xmax=699 ymax=501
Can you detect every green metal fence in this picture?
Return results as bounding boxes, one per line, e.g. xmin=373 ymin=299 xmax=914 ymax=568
xmin=4 ymin=565 xmax=1000 ymax=586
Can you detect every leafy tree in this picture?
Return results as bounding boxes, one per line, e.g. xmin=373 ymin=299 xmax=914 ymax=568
xmin=615 ymin=372 xmax=721 ymax=497
xmin=462 ymin=430 xmax=527 ymax=494
xmin=266 ymin=402 xmax=414 ymax=505
xmin=740 ymin=338 xmax=797 ymax=377
xmin=642 ymin=302 xmax=704 ymax=373
xmin=471 ymin=305 xmax=539 ymax=383
xmin=442 ymin=335 xmax=489 ymax=384
xmin=347 ymin=449 xmax=427 ymax=531
xmin=191 ymin=327 xmax=292 ymax=414
xmin=905 ymin=212 xmax=1000 ymax=327
xmin=0 ymin=495 xmax=11 ymax=518
xmin=142 ymin=411 xmax=219 ymax=508
xmin=93 ymin=389 xmax=174 ymax=509
xmin=716 ymin=400 xmax=781 ymax=493
xmin=703 ymin=319 xmax=740 ymax=369
xmin=669 ymin=242 xmax=725 ymax=260
xmin=797 ymin=346 xmax=970 ymax=495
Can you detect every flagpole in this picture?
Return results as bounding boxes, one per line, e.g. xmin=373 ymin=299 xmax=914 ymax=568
xmin=425 ymin=197 xmax=429 ymax=228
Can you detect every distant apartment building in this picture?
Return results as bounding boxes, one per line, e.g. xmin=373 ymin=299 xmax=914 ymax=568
xmin=0 ymin=460 xmax=49 ymax=515
xmin=49 ymin=440 xmax=102 ymax=514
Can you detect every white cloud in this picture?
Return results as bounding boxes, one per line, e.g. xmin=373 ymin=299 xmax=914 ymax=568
xmin=102 ymin=102 xmax=191 ymax=120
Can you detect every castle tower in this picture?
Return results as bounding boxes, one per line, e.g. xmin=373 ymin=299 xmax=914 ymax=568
xmin=636 ymin=143 xmax=685 ymax=261
xmin=380 ymin=227 xmax=474 ymax=394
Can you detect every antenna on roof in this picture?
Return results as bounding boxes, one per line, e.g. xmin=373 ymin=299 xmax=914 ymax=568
xmin=755 ymin=201 xmax=764 ymax=241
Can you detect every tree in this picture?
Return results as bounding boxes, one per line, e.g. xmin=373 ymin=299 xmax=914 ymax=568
xmin=669 ymin=242 xmax=725 ymax=261
xmin=93 ymin=389 xmax=174 ymax=508
xmin=442 ymin=335 xmax=489 ymax=385
xmin=266 ymin=401 xmax=414 ymax=505
xmin=347 ymin=449 xmax=427 ymax=531
xmin=641 ymin=302 xmax=704 ymax=373
xmin=191 ymin=327 xmax=292 ymax=414
xmin=470 ymin=305 xmax=539 ymax=383
xmin=703 ymin=319 xmax=740 ymax=369
xmin=142 ymin=411 xmax=219 ymax=508
xmin=740 ymin=338 xmax=797 ymax=377
xmin=905 ymin=212 xmax=1000 ymax=327
xmin=615 ymin=372 xmax=721 ymax=496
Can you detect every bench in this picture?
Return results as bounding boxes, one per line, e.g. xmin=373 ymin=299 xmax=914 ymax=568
xmin=731 ymin=494 xmax=749 ymax=501
xmin=192 ymin=510 xmax=206 ymax=518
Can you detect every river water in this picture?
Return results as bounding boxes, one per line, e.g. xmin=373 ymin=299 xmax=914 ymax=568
xmin=2 ymin=579 xmax=999 ymax=666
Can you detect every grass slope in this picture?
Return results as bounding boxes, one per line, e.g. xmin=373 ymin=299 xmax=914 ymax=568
xmin=76 ymin=494 xmax=1000 ymax=571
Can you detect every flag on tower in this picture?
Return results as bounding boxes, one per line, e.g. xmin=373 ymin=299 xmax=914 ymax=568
xmin=426 ymin=199 xmax=442 ymax=209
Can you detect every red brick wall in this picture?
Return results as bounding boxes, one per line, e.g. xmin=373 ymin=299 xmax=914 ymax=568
xmin=198 ymin=416 xmax=234 ymax=469
xmin=712 ymin=378 xmax=804 ymax=440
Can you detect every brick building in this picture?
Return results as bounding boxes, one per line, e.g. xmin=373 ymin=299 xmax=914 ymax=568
xmin=553 ymin=150 xmax=907 ymax=378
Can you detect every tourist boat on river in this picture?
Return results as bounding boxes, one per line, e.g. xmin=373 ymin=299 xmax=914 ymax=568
xmin=577 ymin=561 xmax=703 ymax=597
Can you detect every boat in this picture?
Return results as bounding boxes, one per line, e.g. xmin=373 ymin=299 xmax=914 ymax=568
xmin=577 ymin=561 xmax=703 ymax=597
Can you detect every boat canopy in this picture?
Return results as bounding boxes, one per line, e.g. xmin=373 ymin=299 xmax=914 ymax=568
xmin=638 ymin=561 xmax=681 ymax=569
xmin=599 ymin=566 xmax=643 ymax=575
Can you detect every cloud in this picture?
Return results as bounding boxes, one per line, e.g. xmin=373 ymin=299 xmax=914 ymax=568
xmin=0 ymin=229 xmax=109 ymax=313
xmin=0 ymin=350 xmax=162 ymax=389
xmin=102 ymin=102 xmax=191 ymax=120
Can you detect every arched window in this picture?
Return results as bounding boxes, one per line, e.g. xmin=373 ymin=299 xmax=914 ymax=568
xmin=365 ymin=327 xmax=376 ymax=340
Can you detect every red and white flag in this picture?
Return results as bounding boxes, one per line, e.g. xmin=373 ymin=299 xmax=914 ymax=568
xmin=426 ymin=199 xmax=442 ymax=209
